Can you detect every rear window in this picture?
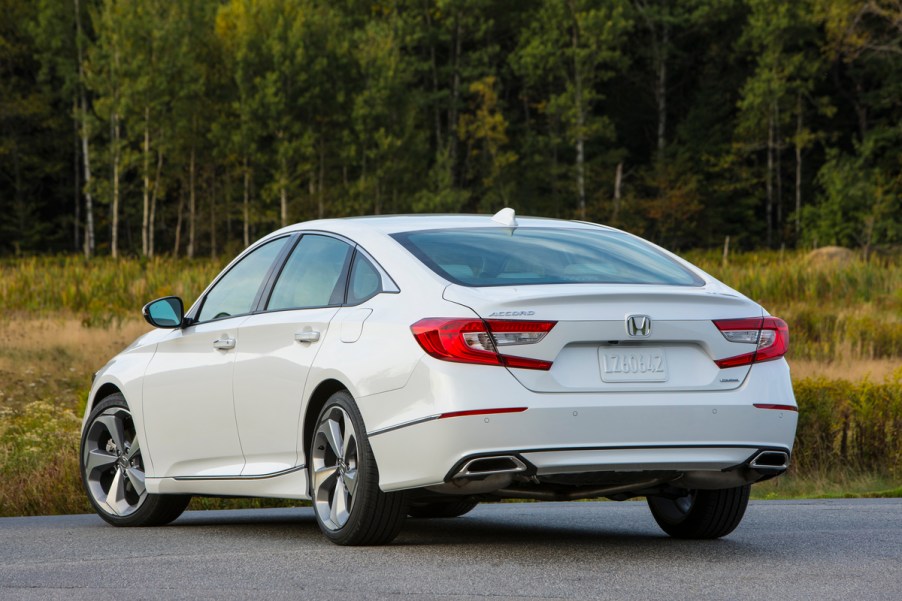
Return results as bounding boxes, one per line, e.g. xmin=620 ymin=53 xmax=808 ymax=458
xmin=391 ymin=227 xmax=704 ymax=287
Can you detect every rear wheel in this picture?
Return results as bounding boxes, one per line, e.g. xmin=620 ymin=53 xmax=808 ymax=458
xmin=80 ymin=394 xmax=190 ymax=527
xmin=408 ymin=500 xmax=479 ymax=519
xmin=647 ymin=485 xmax=750 ymax=539
xmin=310 ymin=390 xmax=407 ymax=545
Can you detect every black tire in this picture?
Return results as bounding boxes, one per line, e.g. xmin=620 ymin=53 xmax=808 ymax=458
xmin=408 ymin=500 xmax=479 ymax=519
xmin=647 ymin=485 xmax=750 ymax=539
xmin=80 ymin=393 xmax=191 ymax=527
xmin=310 ymin=390 xmax=408 ymax=545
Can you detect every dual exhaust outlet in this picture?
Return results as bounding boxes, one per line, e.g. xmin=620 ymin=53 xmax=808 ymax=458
xmin=451 ymin=449 xmax=790 ymax=480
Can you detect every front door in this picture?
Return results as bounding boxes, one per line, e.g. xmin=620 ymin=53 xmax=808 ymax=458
xmin=141 ymin=236 xmax=291 ymax=477
xmin=141 ymin=317 xmax=247 ymax=477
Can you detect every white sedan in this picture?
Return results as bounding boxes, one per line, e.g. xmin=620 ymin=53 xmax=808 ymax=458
xmin=80 ymin=210 xmax=797 ymax=545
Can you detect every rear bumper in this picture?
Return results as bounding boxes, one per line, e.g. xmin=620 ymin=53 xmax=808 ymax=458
xmin=369 ymin=406 xmax=796 ymax=491
xmin=363 ymin=359 xmax=797 ymax=492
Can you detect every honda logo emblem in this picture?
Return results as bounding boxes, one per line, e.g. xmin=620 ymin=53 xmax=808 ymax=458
xmin=626 ymin=315 xmax=652 ymax=337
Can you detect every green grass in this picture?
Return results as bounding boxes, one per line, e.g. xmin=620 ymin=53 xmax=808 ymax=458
xmin=0 ymin=256 xmax=223 ymax=326
xmin=686 ymin=249 xmax=902 ymax=308
xmin=0 ymin=400 xmax=87 ymax=516
xmin=0 ymin=249 xmax=900 ymax=516
xmin=792 ymin=374 xmax=902 ymax=476
xmin=751 ymin=470 xmax=902 ymax=500
xmin=3 ymin=249 xmax=899 ymax=357
xmin=687 ymin=249 xmax=902 ymax=361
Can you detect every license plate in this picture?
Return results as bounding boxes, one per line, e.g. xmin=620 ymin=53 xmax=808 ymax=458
xmin=599 ymin=347 xmax=668 ymax=382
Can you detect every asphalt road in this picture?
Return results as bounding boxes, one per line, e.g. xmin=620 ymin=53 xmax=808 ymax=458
xmin=1 ymin=499 xmax=899 ymax=601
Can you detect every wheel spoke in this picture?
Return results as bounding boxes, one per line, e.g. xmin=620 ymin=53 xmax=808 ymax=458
xmin=96 ymin=413 xmax=127 ymax=452
xmin=342 ymin=427 xmax=355 ymax=460
xmin=125 ymin=437 xmax=141 ymax=461
xmin=313 ymin=465 xmax=338 ymax=492
xmin=325 ymin=417 xmax=344 ymax=459
xmin=126 ymin=467 xmax=146 ymax=496
xmin=95 ymin=494 xmax=116 ymax=517
xmin=85 ymin=449 xmax=117 ymax=473
xmin=330 ymin=476 xmax=349 ymax=527
xmin=342 ymin=468 xmax=358 ymax=498
xmin=108 ymin=468 xmax=129 ymax=516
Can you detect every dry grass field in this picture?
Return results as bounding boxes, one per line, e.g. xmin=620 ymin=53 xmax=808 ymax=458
xmin=1 ymin=249 xmax=899 ymax=515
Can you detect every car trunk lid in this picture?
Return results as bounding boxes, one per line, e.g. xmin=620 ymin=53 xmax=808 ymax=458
xmin=443 ymin=283 xmax=762 ymax=393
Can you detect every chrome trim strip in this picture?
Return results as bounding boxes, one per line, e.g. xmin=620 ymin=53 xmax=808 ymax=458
xmin=172 ymin=464 xmax=306 ymax=481
xmin=367 ymin=414 xmax=441 ymax=437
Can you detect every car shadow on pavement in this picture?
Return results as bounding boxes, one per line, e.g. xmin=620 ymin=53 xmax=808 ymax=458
xmin=165 ymin=506 xmax=757 ymax=556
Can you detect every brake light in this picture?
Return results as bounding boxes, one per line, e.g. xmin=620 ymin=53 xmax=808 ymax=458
xmin=411 ymin=318 xmax=556 ymax=370
xmin=713 ymin=317 xmax=789 ymax=368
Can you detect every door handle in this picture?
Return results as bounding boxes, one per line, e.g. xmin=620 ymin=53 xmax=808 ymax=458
xmin=294 ymin=331 xmax=321 ymax=343
xmin=213 ymin=337 xmax=236 ymax=350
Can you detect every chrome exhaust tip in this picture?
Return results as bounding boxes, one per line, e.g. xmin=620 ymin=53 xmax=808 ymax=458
xmin=453 ymin=455 xmax=527 ymax=479
xmin=750 ymin=450 xmax=789 ymax=470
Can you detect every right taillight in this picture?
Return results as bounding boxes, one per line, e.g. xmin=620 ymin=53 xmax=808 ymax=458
xmin=713 ymin=317 xmax=789 ymax=368
xmin=410 ymin=318 xmax=556 ymax=370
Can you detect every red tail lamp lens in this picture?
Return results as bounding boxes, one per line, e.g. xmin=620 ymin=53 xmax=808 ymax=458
xmin=411 ymin=318 xmax=556 ymax=370
xmin=714 ymin=317 xmax=789 ymax=368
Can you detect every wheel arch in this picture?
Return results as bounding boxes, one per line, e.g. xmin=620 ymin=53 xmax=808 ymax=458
xmin=89 ymin=382 xmax=124 ymax=415
xmin=302 ymin=378 xmax=350 ymax=464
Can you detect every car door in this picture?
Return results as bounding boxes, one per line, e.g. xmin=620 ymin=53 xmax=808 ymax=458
xmin=141 ymin=236 xmax=292 ymax=478
xmin=232 ymin=234 xmax=354 ymax=476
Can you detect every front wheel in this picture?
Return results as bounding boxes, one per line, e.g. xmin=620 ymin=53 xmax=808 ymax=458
xmin=310 ymin=390 xmax=407 ymax=545
xmin=646 ymin=485 xmax=750 ymax=539
xmin=80 ymin=394 xmax=190 ymax=526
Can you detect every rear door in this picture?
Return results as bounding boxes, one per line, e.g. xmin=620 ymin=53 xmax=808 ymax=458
xmin=232 ymin=234 xmax=353 ymax=476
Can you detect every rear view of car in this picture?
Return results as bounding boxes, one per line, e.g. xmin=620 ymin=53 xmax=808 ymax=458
xmin=370 ymin=217 xmax=796 ymax=539
xmin=80 ymin=211 xmax=796 ymax=545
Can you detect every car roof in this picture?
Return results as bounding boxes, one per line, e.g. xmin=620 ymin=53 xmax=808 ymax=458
xmin=269 ymin=213 xmax=611 ymax=238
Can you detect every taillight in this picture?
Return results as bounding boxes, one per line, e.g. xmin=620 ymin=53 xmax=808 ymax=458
xmin=713 ymin=317 xmax=789 ymax=368
xmin=411 ymin=318 xmax=556 ymax=370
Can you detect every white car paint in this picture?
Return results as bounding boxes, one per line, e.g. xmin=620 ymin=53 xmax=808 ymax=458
xmin=234 ymin=307 xmax=339 ymax=476
xmin=141 ymin=316 xmax=247 ymax=477
xmin=83 ymin=213 xmax=797 ymax=509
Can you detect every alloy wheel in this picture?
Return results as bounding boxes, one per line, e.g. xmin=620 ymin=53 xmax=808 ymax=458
xmin=82 ymin=406 xmax=147 ymax=517
xmin=311 ymin=406 xmax=359 ymax=531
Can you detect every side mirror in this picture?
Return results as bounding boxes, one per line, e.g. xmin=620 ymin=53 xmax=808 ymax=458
xmin=142 ymin=296 xmax=184 ymax=329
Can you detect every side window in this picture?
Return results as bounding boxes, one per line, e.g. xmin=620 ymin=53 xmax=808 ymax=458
xmin=198 ymin=237 xmax=289 ymax=322
xmin=347 ymin=252 xmax=382 ymax=305
xmin=267 ymin=235 xmax=353 ymax=311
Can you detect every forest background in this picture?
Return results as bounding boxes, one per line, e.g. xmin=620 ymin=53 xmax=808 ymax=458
xmin=1 ymin=0 xmax=900 ymax=257
xmin=0 ymin=0 xmax=900 ymax=515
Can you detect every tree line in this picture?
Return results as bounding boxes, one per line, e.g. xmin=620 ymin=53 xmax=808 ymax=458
xmin=1 ymin=0 xmax=899 ymax=258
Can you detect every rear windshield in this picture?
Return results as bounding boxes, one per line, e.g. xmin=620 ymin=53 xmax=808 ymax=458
xmin=391 ymin=227 xmax=704 ymax=287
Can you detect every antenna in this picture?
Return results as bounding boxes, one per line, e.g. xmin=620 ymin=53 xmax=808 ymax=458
xmin=491 ymin=207 xmax=518 ymax=227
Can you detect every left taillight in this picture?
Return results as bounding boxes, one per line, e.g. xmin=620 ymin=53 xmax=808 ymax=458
xmin=410 ymin=318 xmax=556 ymax=371
xmin=713 ymin=316 xmax=789 ymax=368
